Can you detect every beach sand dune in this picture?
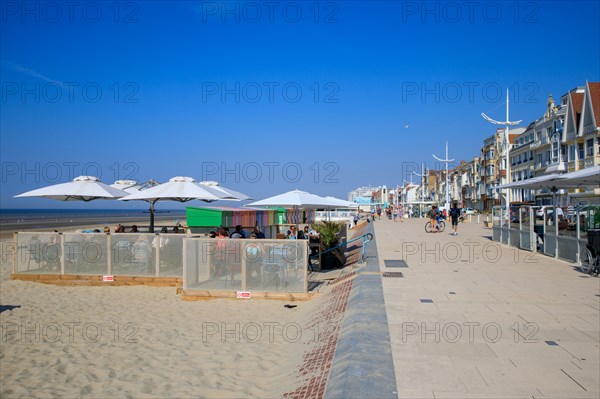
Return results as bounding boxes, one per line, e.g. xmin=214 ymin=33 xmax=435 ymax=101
xmin=0 ymin=238 xmax=328 ymax=398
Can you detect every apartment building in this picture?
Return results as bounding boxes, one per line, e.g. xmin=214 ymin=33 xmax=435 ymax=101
xmin=573 ymin=81 xmax=600 ymax=169
xmin=510 ymin=122 xmax=536 ymax=203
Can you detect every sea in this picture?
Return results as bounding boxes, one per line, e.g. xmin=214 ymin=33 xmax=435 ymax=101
xmin=0 ymin=209 xmax=187 ymax=232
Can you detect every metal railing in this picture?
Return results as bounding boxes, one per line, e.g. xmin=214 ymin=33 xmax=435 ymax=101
xmin=491 ymin=205 xmax=595 ymax=265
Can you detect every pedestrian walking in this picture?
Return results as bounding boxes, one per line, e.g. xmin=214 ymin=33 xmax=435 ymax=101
xmin=450 ymin=201 xmax=461 ymax=236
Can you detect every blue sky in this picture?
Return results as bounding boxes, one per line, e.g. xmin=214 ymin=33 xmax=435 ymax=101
xmin=1 ymin=0 xmax=599 ymax=209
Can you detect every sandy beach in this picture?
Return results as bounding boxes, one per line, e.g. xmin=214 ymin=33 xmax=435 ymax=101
xmin=0 ymin=230 xmax=348 ymax=398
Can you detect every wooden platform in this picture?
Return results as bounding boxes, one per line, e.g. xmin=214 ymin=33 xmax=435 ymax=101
xmin=11 ymin=273 xmax=182 ymax=287
xmin=180 ymin=289 xmax=316 ymax=301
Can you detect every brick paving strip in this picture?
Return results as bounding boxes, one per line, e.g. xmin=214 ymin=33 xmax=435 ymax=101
xmin=283 ymin=280 xmax=354 ymax=399
xmin=284 ymin=223 xmax=398 ymax=399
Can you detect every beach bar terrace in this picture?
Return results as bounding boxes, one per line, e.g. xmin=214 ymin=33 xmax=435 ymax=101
xmin=12 ymin=231 xmax=313 ymax=298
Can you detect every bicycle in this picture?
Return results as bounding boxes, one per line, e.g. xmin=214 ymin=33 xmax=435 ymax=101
xmin=581 ymin=248 xmax=600 ymax=276
xmin=580 ymin=230 xmax=600 ymax=277
xmin=425 ymin=219 xmax=445 ymax=233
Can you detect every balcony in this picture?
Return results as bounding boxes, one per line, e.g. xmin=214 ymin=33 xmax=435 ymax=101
xmin=546 ymin=162 xmax=567 ymax=174
xmin=585 ymin=156 xmax=599 ymax=167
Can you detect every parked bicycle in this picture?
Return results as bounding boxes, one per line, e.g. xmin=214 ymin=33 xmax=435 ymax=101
xmin=580 ymin=229 xmax=600 ymax=276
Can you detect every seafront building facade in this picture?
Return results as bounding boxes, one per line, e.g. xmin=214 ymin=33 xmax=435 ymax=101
xmin=449 ymin=81 xmax=599 ymax=212
xmin=348 ymin=81 xmax=600 ymax=213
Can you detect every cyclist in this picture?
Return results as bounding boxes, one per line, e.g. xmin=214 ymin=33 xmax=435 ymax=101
xmin=427 ymin=205 xmax=440 ymax=233
xmin=436 ymin=208 xmax=444 ymax=229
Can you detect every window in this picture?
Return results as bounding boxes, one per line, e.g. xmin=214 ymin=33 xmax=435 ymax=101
xmin=569 ymin=145 xmax=575 ymax=161
xmin=586 ymin=139 xmax=594 ymax=157
xmin=551 ymin=134 xmax=559 ymax=162
xmin=578 ymin=143 xmax=584 ymax=160
xmin=597 ymin=138 xmax=600 ymax=155
xmin=537 ymin=154 xmax=542 ymax=166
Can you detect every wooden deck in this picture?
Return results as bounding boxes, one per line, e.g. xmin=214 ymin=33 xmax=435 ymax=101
xmin=11 ymin=273 xmax=182 ymax=287
xmin=180 ymin=289 xmax=316 ymax=301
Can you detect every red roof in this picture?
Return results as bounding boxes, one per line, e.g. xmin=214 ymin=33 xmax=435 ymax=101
xmin=588 ymin=82 xmax=600 ymax=127
xmin=571 ymin=92 xmax=584 ymax=127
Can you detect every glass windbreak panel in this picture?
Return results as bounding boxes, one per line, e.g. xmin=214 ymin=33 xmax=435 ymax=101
xmin=15 ymin=232 xmax=62 ymax=274
xmin=245 ymin=241 xmax=307 ymax=293
xmin=557 ymin=206 xmax=575 ymax=237
xmin=111 ymin=233 xmax=156 ymax=276
xmin=156 ymin=234 xmax=183 ymax=277
xmin=185 ymin=239 xmax=243 ymax=290
xmin=544 ymin=207 xmax=557 ymax=231
xmin=185 ymin=239 xmax=307 ymax=293
xmin=63 ymin=233 xmax=108 ymax=275
xmin=577 ymin=211 xmax=587 ymax=234
xmin=574 ymin=206 xmax=600 ymax=233
xmin=520 ymin=207 xmax=530 ymax=231
xmin=492 ymin=207 xmax=502 ymax=227
xmin=589 ymin=206 xmax=600 ymax=230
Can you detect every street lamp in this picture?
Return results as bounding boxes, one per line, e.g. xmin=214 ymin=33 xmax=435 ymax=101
xmin=413 ymin=163 xmax=427 ymax=217
xmin=482 ymin=88 xmax=522 ymax=219
xmin=433 ymin=142 xmax=454 ymax=209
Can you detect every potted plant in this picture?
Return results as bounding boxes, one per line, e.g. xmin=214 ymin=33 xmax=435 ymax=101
xmin=313 ymin=221 xmax=347 ymax=269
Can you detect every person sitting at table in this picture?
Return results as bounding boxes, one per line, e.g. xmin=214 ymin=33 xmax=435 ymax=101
xmin=217 ymin=228 xmax=229 ymax=238
xmin=103 ymin=226 xmax=110 ymax=234
xmin=253 ymin=226 xmax=265 ymax=239
xmin=298 ymin=226 xmax=307 ymax=239
xmin=230 ymin=225 xmax=246 ymax=239
xmin=208 ymin=231 xmax=217 ymax=238
xmin=287 ymin=226 xmax=298 ymax=239
xmin=172 ymin=226 xmax=179 ymax=233
xmin=131 ymin=225 xmax=139 ymax=233
xmin=302 ymin=226 xmax=314 ymax=239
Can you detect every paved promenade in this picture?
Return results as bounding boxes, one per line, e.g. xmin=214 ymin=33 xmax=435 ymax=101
xmin=372 ymin=216 xmax=599 ymax=398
